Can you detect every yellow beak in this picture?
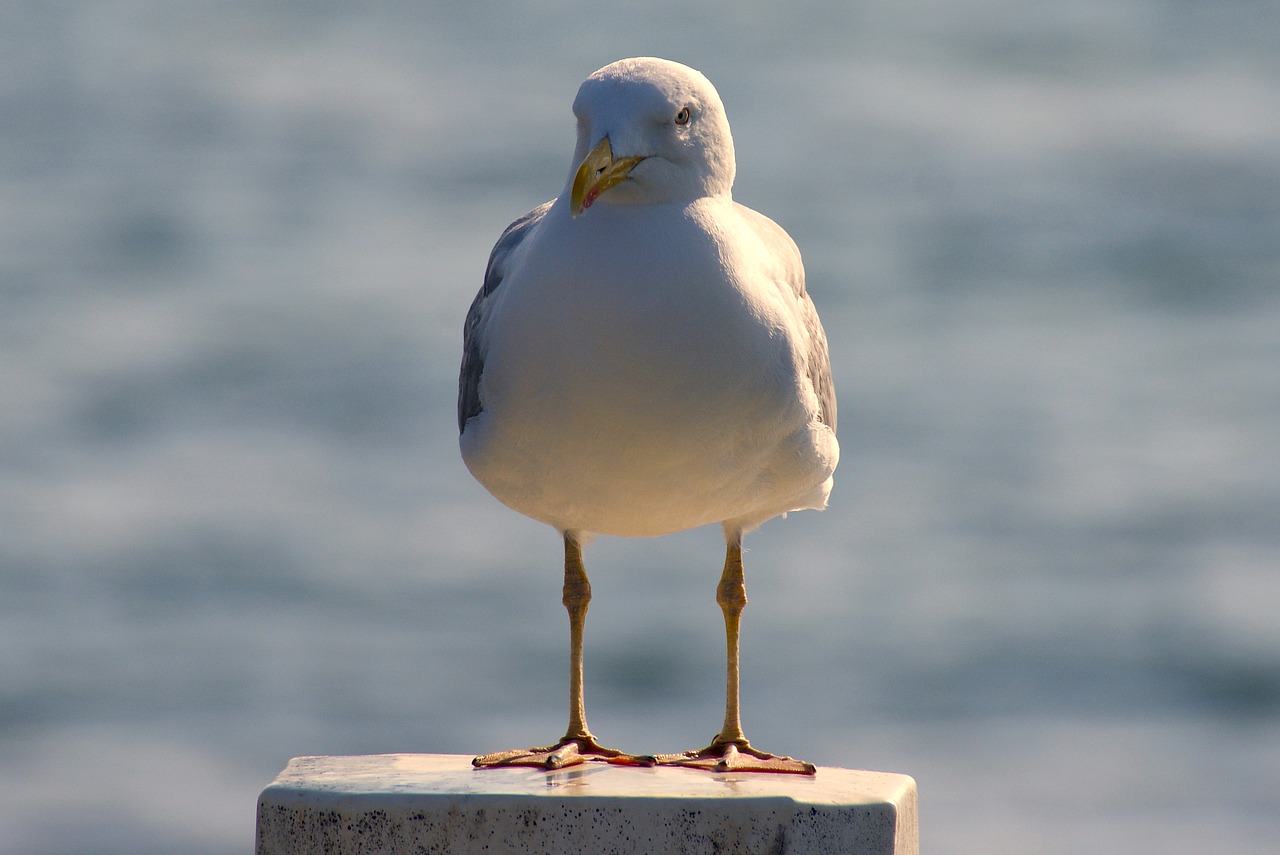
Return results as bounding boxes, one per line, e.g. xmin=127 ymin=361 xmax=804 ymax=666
xmin=570 ymin=136 xmax=645 ymax=217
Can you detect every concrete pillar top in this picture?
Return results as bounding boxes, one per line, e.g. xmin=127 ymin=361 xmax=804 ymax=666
xmin=257 ymin=753 xmax=918 ymax=854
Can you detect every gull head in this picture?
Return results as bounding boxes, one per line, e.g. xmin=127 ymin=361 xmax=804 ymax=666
xmin=567 ymin=57 xmax=736 ymax=217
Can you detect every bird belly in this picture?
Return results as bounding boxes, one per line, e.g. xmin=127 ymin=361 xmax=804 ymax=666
xmin=462 ymin=358 xmax=823 ymax=537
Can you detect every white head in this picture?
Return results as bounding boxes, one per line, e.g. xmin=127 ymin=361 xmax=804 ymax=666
xmin=566 ymin=57 xmax=736 ymax=216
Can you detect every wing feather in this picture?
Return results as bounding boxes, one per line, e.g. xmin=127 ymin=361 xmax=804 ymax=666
xmin=733 ymin=203 xmax=837 ymax=432
xmin=457 ymin=201 xmax=552 ymax=433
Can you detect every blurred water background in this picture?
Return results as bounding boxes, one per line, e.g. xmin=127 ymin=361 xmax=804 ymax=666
xmin=2 ymin=1 xmax=1278 ymax=853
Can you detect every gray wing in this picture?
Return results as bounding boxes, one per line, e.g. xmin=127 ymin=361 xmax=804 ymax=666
xmin=458 ymin=201 xmax=552 ymax=434
xmin=733 ymin=203 xmax=837 ymax=432
xmin=800 ymin=293 xmax=837 ymax=432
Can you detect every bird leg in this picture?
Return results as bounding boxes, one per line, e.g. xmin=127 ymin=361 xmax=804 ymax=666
xmin=474 ymin=533 xmax=654 ymax=770
xmin=654 ymin=535 xmax=816 ymax=774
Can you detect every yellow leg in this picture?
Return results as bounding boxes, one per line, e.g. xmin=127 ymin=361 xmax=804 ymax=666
xmin=715 ymin=537 xmax=748 ymax=747
xmin=562 ymin=533 xmax=593 ymax=742
xmin=474 ymin=532 xmax=653 ymax=770
xmin=654 ymin=531 xmax=816 ymax=775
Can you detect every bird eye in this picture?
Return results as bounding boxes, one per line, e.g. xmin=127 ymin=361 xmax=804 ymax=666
xmin=674 ymin=106 xmax=691 ymax=126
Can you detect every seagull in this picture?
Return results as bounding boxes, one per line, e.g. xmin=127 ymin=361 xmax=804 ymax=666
xmin=459 ymin=57 xmax=838 ymax=774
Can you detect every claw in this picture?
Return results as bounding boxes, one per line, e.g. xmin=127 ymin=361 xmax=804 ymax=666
xmin=652 ymin=738 xmax=816 ymax=775
xmin=474 ymin=736 xmax=655 ymax=771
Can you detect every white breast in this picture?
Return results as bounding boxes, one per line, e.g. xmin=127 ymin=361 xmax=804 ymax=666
xmin=461 ymin=197 xmax=837 ymax=537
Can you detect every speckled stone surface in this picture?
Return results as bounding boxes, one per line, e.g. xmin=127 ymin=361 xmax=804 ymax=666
xmin=255 ymin=753 xmax=918 ymax=854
